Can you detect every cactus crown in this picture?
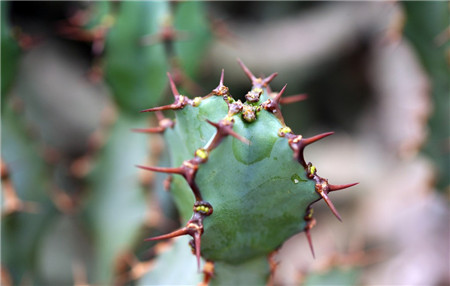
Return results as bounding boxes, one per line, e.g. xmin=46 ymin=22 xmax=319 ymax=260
xmin=138 ymin=60 xmax=357 ymax=281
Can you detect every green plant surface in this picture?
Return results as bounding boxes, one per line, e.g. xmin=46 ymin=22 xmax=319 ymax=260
xmin=83 ymin=114 xmax=149 ymax=283
xmin=403 ymin=1 xmax=450 ymax=190
xmin=138 ymin=64 xmax=356 ymax=284
xmin=104 ymin=1 xmax=170 ymax=114
xmin=80 ymin=1 xmax=113 ymax=31
xmin=1 ymin=1 xmax=21 ymax=104
xmin=211 ymin=258 xmax=270 ymax=286
xmin=173 ymin=1 xmax=212 ymax=77
xmin=1 ymin=105 xmax=56 ymax=285
xmin=303 ymin=267 xmax=360 ymax=286
xmin=138 ymin=237 xmax=203 ymax=285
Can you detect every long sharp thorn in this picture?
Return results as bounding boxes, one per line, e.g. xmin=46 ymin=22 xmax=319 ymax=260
xmin=302 ymin=132 xmax=334 ymax=146
xmin=140 ymin=104 xmax=176 ymax=113
xmin=262 ymin=72 xmax=278 ymax=86
xmin=305 ymin=229 xmax=315 ymax=259
xmin=194 ymin=232 xmax=202 ymax=272
xmin=279 ymin=94 xmax=308 ymax=105
xmin=320 ymin=192 xmax=342 ymax=222
xmin=167 ymin=72 xmax=180 ymax=97
xmin=136 ymin=165 xmax=184 ymax=175
xmin=144 ymin=227 xmax=189 ymax=241
xmin=132 ymin=127 xmax=165 ymax=133
xmin=219 ymin=69 xmax=225 ymax=86
xmin=237 ymin=58 xmax=256 ymax=81
xmin=274 ymin=84 xmax=287 ymax=103
xmin=228 ymin=129 xmax=250 ymax=145
xmin=205 ymin=119 xmax=219 ymax=129
xmin=328 ymin=182 xmax=359 ymax=192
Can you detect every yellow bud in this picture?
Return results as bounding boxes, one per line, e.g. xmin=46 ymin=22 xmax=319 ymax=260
xmin=192 ymin=97 xmax=202 ymax=107
xmin=195 ymin=148 xmax=208 ymax=160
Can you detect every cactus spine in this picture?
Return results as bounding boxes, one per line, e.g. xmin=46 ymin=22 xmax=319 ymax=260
xmin=138 ymin=60 xmax=357 ymax=284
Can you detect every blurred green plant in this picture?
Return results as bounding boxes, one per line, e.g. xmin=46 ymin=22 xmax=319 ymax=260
xmin=1 ymin=1 xmax=212 ymax=285
xmin=403 ymin=1 xmax=450 ymax=191
xmin=2 ymin=1 xmax=445 ymax=285
xmin=1 ymin=1 xmax=21 ymax=105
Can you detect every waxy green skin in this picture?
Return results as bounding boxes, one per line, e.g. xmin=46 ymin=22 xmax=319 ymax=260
xmin=163 ymin=87 xmax=319 ymax=264
xmin=139 ymin=64 xmax=356 ymax=284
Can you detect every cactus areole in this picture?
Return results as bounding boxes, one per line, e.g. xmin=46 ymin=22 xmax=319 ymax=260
xmin=138 ymin=60 xmax=357 ymax=278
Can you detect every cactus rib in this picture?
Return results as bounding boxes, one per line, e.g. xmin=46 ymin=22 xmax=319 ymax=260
xmin=137 ymin=60 xmax=358 ymax=282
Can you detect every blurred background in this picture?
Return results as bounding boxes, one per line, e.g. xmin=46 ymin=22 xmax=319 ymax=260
xmin=1 ymin=1 xmax=449 ymax=285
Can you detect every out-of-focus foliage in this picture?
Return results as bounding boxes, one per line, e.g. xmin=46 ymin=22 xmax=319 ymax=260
xmin=1 ymin=1 xmax=212 ymax=284
xmin=105 ymin=1 xmax=211 ymax=114
xmin=303 ymin=267 xmax=360 ymax=286
xmin=173 ymin=1 xmax=212 ymax=77
xmin=1 ymin=1 xmax=448 ymax=285
xmin=403 ymin=1 xmax=450 ymax=191
xmin=83 ymin=115 xmax=148 ymax=283
xmin=2 ymin=106 xmax=56 ymax=284
xmin=138 ymin=237 xmax=202 ymax=285
xmin=105 ymin=1 xmax=169 ymax=114
xmin=1 ymin=2 xmax=20 ymax=103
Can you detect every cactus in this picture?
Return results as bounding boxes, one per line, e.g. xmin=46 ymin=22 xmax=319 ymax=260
xmin=138 ymin=60 xmax=357 ymax=284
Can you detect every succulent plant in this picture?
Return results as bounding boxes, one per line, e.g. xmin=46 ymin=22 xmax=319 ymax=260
xmin=137 ymin=60 xmax=357 ymax=284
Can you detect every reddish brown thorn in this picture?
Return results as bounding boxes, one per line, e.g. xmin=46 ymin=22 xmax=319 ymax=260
xmin=237 ymin=58 xmax=256 ymax=82
xmin=212 ymin=69 xmax=229 ymax=96
xmin=302 ymin=132 xmax=334 ymax=147
xmin=219 ymin=69 xmax=225 ymax=86
xmin=140 ymin=104 xmax=178 ymax=113
xmin=136 ymin=165 xmax=184 ymax=175
xmin=320 ymin=192 xmax=342 ymax=222
xmin=205 ymin=119 xmax=220 ymax=129
xmin=205 ymin=119 xmax=249 ymax=145
xmin=290 ymin=132 xmax=334 ymax=166
xmin=273 ymin=84 xmax=287 ymax=103
xmin=328 ymin=182 xmax=359 ymax=192
xmin=279 ymin=94 xmax=308 ymax=105
xmin=227 ymin=129 xmax=250 ymax=145
xmin=144 ymin=227 xmax=190 ymax=241
xmin=132 ymin=127 xmax=165 ymax=134
xmin=167 ymin=72 xmax=180 ymax=98
xmin=262 ymin=72 xmax=278 ymax=86
xmin=237 ymin=59 xmax=278 ymax=87
xmin=305 ymin=228 xmax=315 ymax=259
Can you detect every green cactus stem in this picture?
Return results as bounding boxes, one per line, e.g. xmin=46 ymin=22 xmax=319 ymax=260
xmin=137 ymin=60 xmax=357 ymax=283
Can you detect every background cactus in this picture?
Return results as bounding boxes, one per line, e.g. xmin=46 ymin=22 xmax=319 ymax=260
xmin=2 ymin=1 xmax=449 ymax=285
